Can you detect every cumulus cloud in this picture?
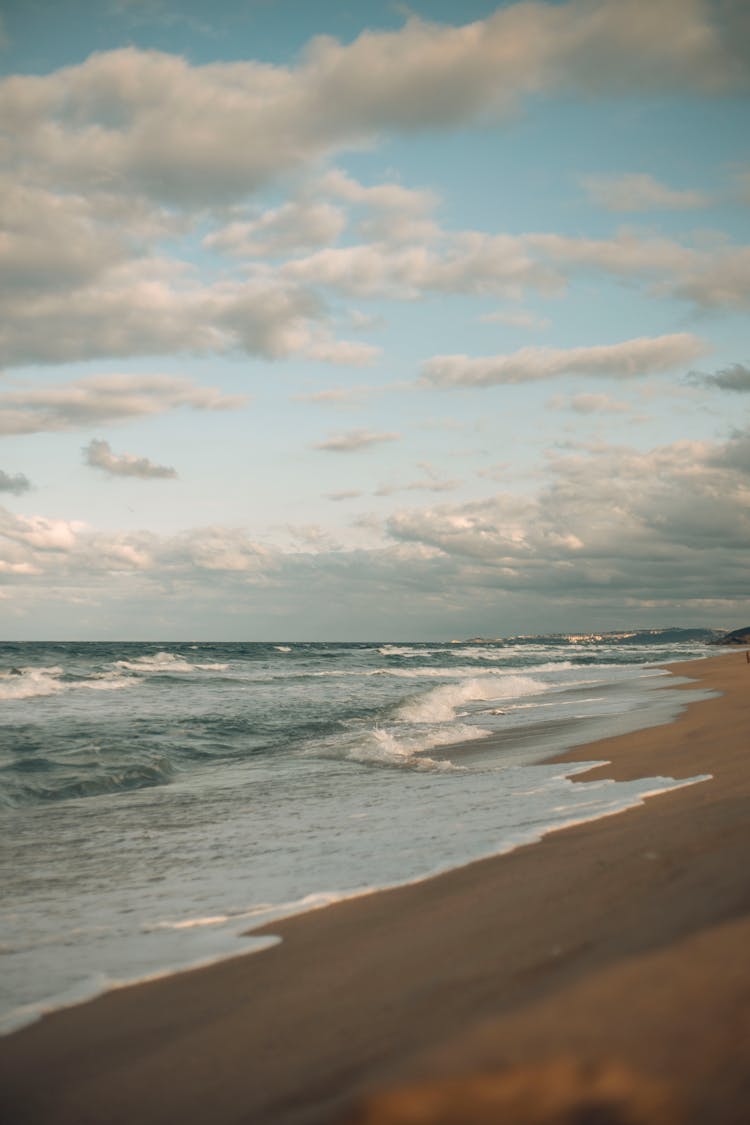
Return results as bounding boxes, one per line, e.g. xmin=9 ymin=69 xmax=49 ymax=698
xmin=278 ymin=223 xmax=750 ymax=315
xmin=385 ymin=428 xmax=750 ymax=598
xmin=204 ymin=201 xmax=347 ymax=258
xmin=319 ymin=168 xmax=440 ymax=243
xmin=2 ymin=173 xmax=746 ymax=373
xmin=0 ymin=179 xmax=131 ymax=297
xmin=686 ymin=363 xmax=750 ymax=392
xmin=667 ymin=246 xmax=750 ymax=310
xmin=313 ymin=429 xmax=400 ymax=452
xmin=3 ymin=427 xmax=750 ymax=627
xmin=0 ymin=373 xmax=244 ymax=435
xmin=282 ymin=233 xmax=561 ymax=300
xmin=84 ymin=438 xmax=177 ymax=479
xmin=0 ymin=509 xmax=276 ymax=595
xmin=4 ymin=513 xmax=85 ymax=552
xmin=0 ymin=2 xmax=742 ymax=208
xmin=527 ymin=231 xmax=750 ymax=312
xmin=581 ymin=172 xmax=710 ymax=211
xmin=0 ymin=256 xmax=378 ymax=367
xmin=0 ymin=471 xmax=32 ymax=495
xmin=421 ymin=333 xmax=707 ymax=388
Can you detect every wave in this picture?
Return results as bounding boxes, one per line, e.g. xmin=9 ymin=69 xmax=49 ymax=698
xmin=112 ymin=651 xmax=229 ymax=673
xmin=0 ymin=756 xmax=177 ymax=808
xmin=376 ymin=645 xmax=439 ymax=657
xmin=395 ymin=674 xmax=547 ymax=724
xmin=0 ymin=667 xmax=133 ymax=701
xmin=316 ymin=721 xmax=491 ymax=771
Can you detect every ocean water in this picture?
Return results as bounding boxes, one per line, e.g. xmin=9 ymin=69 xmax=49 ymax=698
xmin=0 ymin=631 xmax=719 ymax=1033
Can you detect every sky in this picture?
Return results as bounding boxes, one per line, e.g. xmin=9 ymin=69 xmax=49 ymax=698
xmin=0 ymin=0 xmax=748 ymax=640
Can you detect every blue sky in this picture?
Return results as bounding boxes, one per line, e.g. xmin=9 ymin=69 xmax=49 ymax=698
xmin=0 ymin=0 xmax=748 ymax=638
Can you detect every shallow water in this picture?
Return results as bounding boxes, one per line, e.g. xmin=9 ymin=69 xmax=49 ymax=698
xmin=0 ymin=631 xmax=719 ymax=1032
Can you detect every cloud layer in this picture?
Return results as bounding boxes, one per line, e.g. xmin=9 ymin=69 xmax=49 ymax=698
xmin=0 ymin=374 xmax=244 ymax=435
xmin=2 ymin=2 xmax=743 ymax=206
xmin=421 ymin=334 xmax=706 ymax=388
xmin=3 ymin=428 xmax=748 ymax=630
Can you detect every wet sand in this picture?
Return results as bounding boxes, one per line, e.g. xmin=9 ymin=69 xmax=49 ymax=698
xmin=1 ymin=652 xmax=748 ymax=1124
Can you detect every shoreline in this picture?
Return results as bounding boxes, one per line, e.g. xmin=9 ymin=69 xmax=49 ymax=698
xmin=1 ymin=651 xmax=748 ymax=1124
xmin=0 ymin=656 xmax=711 ymax=1038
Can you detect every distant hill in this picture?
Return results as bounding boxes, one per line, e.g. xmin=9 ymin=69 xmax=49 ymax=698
xmin=712 ymin=626 xmax=750 ymax=646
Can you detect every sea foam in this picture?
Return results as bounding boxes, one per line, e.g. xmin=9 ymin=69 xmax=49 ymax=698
xmin=112 ymin=651 xmax=229 ymax=673
xmin=0 ymin=667 xmax=132 ymax=700
xmin=396 ymin=674 xmax=546 ymax=723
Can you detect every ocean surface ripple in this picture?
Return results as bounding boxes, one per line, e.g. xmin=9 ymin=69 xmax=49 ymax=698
xmin=0 ymin=631 xmax=719 ymax=1032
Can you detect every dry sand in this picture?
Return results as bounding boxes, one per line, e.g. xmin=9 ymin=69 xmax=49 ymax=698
xmin=0 ymin=652 xmax=748 ymax=1125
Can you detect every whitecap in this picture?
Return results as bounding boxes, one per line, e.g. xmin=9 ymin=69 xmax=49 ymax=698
xmin=0 ymin=667 xmax=133 ymax=701
xmin=113 ymin=651 xmax=229 ymax=673
xmin=396 ymin=674 xmax=547 ymax=723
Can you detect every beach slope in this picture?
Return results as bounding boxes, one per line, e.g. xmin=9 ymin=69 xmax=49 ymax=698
xmin=0 ymin=653 xmax=748 ymax=1125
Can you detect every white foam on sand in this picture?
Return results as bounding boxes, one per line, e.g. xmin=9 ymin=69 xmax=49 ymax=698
xmin=0 ymin=764 xmax=713 ymax=1039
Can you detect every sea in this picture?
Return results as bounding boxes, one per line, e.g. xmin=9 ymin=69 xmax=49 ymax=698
xmin=0 ymin=630 xmax=721 ymax=1035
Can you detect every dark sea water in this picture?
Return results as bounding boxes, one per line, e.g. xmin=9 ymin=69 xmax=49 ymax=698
xmin=0 ymin=631 xmax=719 ymax=1032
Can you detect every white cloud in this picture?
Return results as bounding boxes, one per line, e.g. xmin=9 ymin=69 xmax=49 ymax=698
xmin=421 ymin=333 xmax=707 ymax=388
xmin=319 ymin=168 xmax=440 ymax=243
xmin=282 ymin=233 xmax=561 ymax=300
xmin=0 ymin=259 xmax=376 ymax=367
xmin=3 ymin=170 xmax=746 ymax=374
xmin=581 ymin=172 xmax=710 ymax=211
xmin=171 ymin=527 xmax=275 ymax=574
xmin=528 ymin=231 xmax=750 ymax=312
xmin=84 ymin=438 xmax=177 ymax=479
xmin=0 ymin=373 xmax=244 ymax=436
xmin=667 ymin=245 xmax=750 ymax=310
xmin=385 ymin=429 xmax=750 ymax=594
xmin=0 ymin=2 xmax=742 ymax=208
xmin=0 ymin=179 xmax=130 ymax=296
xmin=278 ymin=222 xmax=750 ymax=315
xmin=3 ymin=426 xmax=749 ymax=626
xmin=6 ymin=514 xmax=85 ymax=552
xmin=313 ymin=429 xmax=401 ymax=452
xmin=204 ymin=201 xmax=347 ymax=258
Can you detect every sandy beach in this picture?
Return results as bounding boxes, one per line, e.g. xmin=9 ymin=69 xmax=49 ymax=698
xmin=1 ymin=651 xmax=748 ymax=1125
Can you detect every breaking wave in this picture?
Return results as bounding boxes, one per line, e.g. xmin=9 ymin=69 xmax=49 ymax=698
xmin=396 ymin=674 xmax=547 ymax=723
xmin=0 ymin=667 xmax=133 ymax=701
xmin=112 ymin=651 xmax=229 ymax=673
